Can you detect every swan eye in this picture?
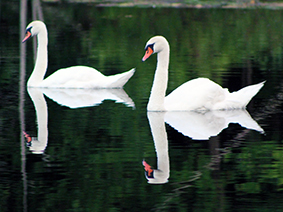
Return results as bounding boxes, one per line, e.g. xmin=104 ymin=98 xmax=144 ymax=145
xmin=25 ymin=26 xmax=32 ymax=34
xmin=144 ymin=44 xmax=154 ymax=52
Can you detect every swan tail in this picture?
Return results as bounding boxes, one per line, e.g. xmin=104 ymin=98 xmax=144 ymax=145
xmin=231 ymin=81 xmax=265 ymax=107
xmin=214 ymin=81 xmax=265 ymax=110
xmin=107 ymin=68 xmax=135 ymax=88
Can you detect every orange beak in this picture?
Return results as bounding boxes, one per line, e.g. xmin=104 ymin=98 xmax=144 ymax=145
xmin=142 ymin=46 xmax=153 ymax=62
xmin=22 ymin=31 xmax=32 ymax=43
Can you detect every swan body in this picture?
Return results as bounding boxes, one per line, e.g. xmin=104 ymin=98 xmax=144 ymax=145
xmin=38 ymin=65 xmax=135 ymax=88
xmin=22 ymin=20 xmax=135 ymax=88
xmin=142 ymin=36 xmax=265 ymax=111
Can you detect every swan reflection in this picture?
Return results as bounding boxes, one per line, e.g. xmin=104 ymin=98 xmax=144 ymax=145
xmin=40 ymin=88 xmax=135 ymax=109
xmin=144 ymin=112 xmax=169 ymax=184
xmin=25 ymin=87 xmax=134 ymax=154
xmin=25 ymin=87 xmax=48 ymax=154
xmin=143 ymin=110 xmax=263 ymax=184
xmin=164 ymin=110 xmax=264 ymax=140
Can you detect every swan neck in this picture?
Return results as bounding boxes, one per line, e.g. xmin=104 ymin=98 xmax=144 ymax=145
xmin=147 ymin=47 xmax=169 ymax=111
xmin=27 ymin=28 xmax=48 ymax=87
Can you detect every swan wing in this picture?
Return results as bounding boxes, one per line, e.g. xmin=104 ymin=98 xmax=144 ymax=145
xmin=40 ymin=66 xmax=135 ymax=88
xmin=164 ymin=78 xmax=226 ymax=111
xmin=40 ymin=66 xmax=105 ymax=88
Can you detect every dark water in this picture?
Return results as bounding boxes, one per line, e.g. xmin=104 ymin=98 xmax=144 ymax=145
xmin=1 ymin=2 xmax=283 ymax=211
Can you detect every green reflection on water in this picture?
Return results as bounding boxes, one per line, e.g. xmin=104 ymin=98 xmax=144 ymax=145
xmin=1 ymin=2 xmax=283 ymax=211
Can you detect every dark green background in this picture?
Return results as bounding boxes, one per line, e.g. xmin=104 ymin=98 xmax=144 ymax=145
xmin=1 ymin=1 xmax=283 ymax=211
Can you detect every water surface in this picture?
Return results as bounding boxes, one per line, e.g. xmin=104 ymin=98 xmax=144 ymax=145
xmin=1 ymin=2 xmax=283 ymax=211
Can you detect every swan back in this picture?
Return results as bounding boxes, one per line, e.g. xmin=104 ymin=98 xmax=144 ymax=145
xmin=39 ymin=66 xmax=135 ymax=88
xmin=165 ymin=78 xmax=227 ymax=111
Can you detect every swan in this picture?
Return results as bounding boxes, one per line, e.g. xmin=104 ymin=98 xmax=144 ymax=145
xmin=142 ymin=36 xmax=265 ymax=111
xmin=22 ymin=20 xmax=135 ymax=88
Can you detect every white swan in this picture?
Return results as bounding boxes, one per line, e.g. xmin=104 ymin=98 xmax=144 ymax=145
xmin=142 ymin=36 xmax=265 ymax=111
xmin=22 ymin=20 xmax=135 ymax=88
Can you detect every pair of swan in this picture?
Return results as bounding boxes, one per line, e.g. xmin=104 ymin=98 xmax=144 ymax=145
xmin=23 ymin=21 xmax=264 ymax=111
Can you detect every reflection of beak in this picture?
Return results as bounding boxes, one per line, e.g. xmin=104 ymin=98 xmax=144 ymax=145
xmin=142 ymin=160 xmax=154 ymax=178
xmin=23 ymin=131 xmax=32 ymax=146
xmin=22 ymin=31 xmax=32 ymax=43
xmin=142 ymin=47 xmax=153 ymax=62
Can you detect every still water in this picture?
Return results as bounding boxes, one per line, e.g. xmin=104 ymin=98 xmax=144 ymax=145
xmin=2 ymin=2 xmax=283 ymax=211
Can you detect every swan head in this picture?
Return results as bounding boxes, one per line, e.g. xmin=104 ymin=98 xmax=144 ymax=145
xmin=22 ymin=20 xmax=47 ymax=43
xmin=142 ymin=36 xmax=169 ymax=61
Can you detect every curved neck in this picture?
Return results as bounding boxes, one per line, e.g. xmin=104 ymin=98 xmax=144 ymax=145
xmin=27 ymin=28 xmax=48 ymax=87
xmin=147 ymin=45 xmax=169 ymax=111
